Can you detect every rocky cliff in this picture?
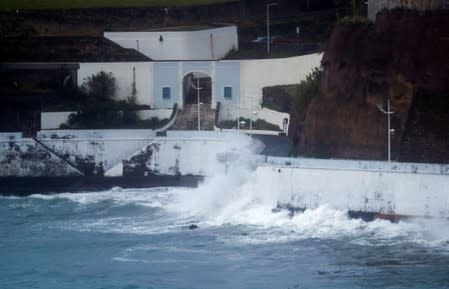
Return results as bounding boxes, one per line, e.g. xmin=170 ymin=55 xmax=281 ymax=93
xmin=300 ymin=9 xmax=449 ymax=162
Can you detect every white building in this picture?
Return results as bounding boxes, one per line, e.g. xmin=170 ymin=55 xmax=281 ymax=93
xmin=42 ymin=25 xmax=322 ymax=133
xmin=76 ymin=54 xmax=322 ymax=111
xmin=105 ymin=25 xmax=238 ymax=61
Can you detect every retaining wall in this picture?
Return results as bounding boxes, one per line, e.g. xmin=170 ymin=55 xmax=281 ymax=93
xmin=105 ymin=26 xmax=238 ymax=61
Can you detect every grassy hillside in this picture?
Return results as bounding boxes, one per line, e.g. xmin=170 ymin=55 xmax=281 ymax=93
xmin=0 ymin=0 xmax=236 ymax=10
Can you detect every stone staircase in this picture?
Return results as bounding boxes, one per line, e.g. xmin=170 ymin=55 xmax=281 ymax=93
xmin=170 ymin=104 xmax=216 ymax=131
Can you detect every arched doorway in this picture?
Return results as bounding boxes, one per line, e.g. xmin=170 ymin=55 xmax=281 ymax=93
xmin=182 ymin=72 xmax=212 ymax=106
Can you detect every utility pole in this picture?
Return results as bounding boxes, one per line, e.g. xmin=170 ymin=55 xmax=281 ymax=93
xmin=377 ymin=96 xmax=395 ymax=162
xmin=191 ymin=76 xmax=203 ymax=131
xmin=266 ymin=3 xmax=278 ymax=55
xmin=197 ymin=77 xmax=201 ymax=131
xmin=296 ymin=26 xmax=300 ymax=54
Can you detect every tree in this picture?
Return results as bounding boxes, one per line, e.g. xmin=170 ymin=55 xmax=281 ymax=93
xmin=82 ymin=71 xmax=116 ymax=100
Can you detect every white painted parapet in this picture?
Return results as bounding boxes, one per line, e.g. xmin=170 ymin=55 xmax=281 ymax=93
xmin=37 ymin=130 xmax=157 ymax=174
xmin=219 ymin=107 xmax=290 ymax=135
xmin=105 ymin=26 xmax=238 ymax=61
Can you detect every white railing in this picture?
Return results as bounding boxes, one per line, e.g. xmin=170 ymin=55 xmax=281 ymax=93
xmin=218 ymin=106 xmax=290 ymax=135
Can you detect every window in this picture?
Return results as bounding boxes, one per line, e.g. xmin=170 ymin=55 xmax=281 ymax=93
xmin=224 ymin=86 xmax=232 ymax=99
xmin=162 ymin=87 xmax=171 ymax=99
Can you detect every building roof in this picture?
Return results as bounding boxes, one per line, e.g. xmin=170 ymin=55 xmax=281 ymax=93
xmin=0 ymin=36 xmax=151 ymax=62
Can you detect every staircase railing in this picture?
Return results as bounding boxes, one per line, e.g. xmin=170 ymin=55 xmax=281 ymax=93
xmin=33 ymin=137 xmax=84 ymax=175
xmin=155 ymin=103 xmax=178 ymax=132
xmin=214 ymin=102 xmax=222 ymax=130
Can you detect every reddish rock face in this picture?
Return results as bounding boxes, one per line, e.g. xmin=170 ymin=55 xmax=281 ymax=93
xmin=301 ymin=10 xmax=449 ymax=161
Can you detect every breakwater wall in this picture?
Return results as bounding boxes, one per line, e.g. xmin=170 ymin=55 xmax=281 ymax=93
xmin=0 ymin=130 xmax=258 ymax=178
xmin=254 ymin=156 xmax=449 ymax=218
xmin=2 ymin=130 xmax=448 ymax=218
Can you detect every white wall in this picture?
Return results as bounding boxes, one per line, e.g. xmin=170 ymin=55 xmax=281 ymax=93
xmin=37 ymin=130 xmax=157 ymax=173
xmin=0 ymin=132 xmax=22 ymax=140
xmin=77 ymin=53 xmax=321 ymax=112
xmin=219 ymin=107 xmax=290 ymax=134
xmin=105 ymin=26 xmax=238 ymax=61
xmin=41 ymin=112 xmax=75 ymax=129
xmin=41 ymin=109 xmax=172 ymax=130
xmin=78 ymin=62 xmax=154 ymax=106
xmin=137 ymin=109 xmax=172 ymax=120
xmin=238 ymin=53 xmax=322 ymax=109
xmin=253 ymin=156 xmax=449 ymax=218
xmin=0 ymin=133 xmax=82 ymax=177
xmin=109 ymin=131 xmax=261 ymax=177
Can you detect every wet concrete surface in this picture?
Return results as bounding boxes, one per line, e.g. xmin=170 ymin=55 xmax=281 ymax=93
xmin=253 ymin=134 xmax=292 ymax=157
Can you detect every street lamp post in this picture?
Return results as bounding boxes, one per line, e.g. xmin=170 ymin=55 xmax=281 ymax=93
xmin=237 ymin=116 xmax=240 ymax=133
xmin=192 ymin=77 xmax=203 ymax=131
xmin=238 ymin=120 xmax=246 ymax=133
xmin=250 ymin=111 xmax=258 ymax=137
xmin=296 ymin=26 xmax=300 ymax=53
xmin=249 ymin=118 xmax=252 ymax=136
xmin=266 ymin=3 xmax=278 ymax=55
xmin=377 ymin=96 xmax=395 ymax=162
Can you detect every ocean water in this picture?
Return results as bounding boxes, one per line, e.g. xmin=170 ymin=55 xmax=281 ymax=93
xmin=1 ymin=177 xmax=449 ymax=289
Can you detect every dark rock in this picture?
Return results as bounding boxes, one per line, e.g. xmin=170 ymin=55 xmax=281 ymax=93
xmin=188 ymin=224 xmax=199 ymax=230
xmin=300 ymin=10 xmax=449 ymax=162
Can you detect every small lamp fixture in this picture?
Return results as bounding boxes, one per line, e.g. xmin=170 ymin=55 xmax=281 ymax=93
xmin=159 ymin=35 xmax=164 ymax=42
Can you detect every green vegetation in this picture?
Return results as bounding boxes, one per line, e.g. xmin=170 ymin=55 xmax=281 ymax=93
xmin=219 ymin=118 xmax=281 ymax=131
xmin=0 ymin=0 xmax=235 ymax=10
xmin=334 ymin=0 xmax=371 ymax=26
xmin=61 ymin=113 xmax=169 ymax=129
xmin=263 ymin=67 xmax=322 ymax=122
xmin=59 ymin=71 xmax=168 ymax=129
xmin=337 ymin=15 xmax=371 ymax=26
xmin=295 ymin=67 xmax=322 ymax=121
xmin=82 ymin=71 xmax=116 ymax=101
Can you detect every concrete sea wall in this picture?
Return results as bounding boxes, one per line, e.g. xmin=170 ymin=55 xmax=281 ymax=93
xmin=254 ymin=156 xmax=449 ymax=218
xmin=0 ymin=133 xmax=82 ymax=177
xmin=1 ymin=130 xmax=448 ymax=218
xmin=0 ymin=130 xmax=257 ymax=178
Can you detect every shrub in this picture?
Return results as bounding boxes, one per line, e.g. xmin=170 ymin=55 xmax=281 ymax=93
xmin=295 ymin=66 xmax=323 ymax=121
xmin=337 ymin=16 xmax=371 ymax=26
xmin=81 ymin=71 xmax=116 ymax=100
xmin=59 ymin=72 xmax=153 ymax=129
